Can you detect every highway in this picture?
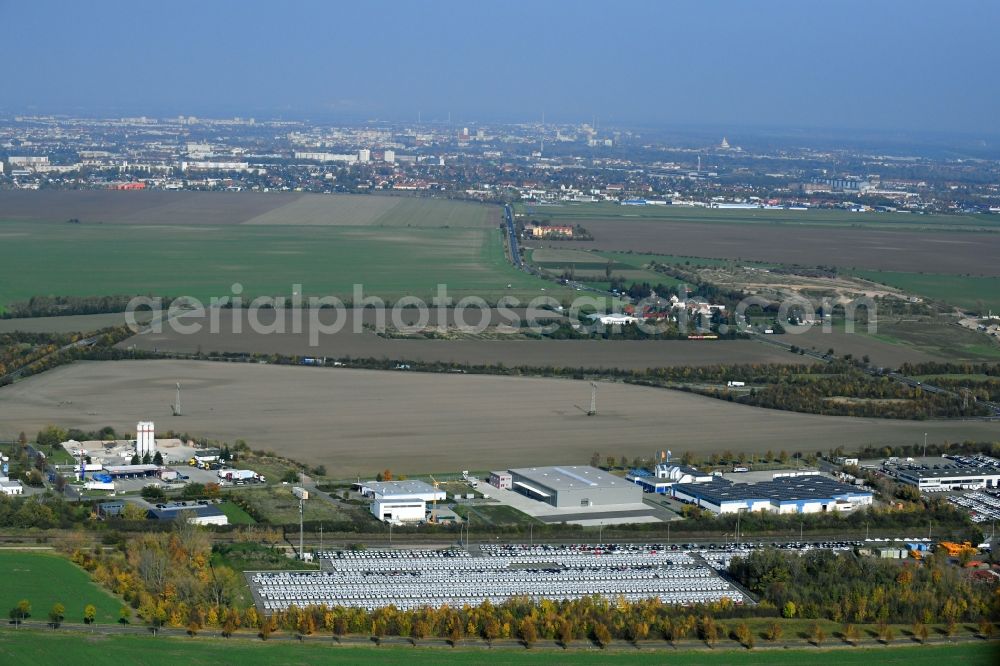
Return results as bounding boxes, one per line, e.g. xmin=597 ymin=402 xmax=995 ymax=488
xmin=502 ymin=203 xmax=522 ymax=267
xmin=0 ymin=334 xmax=100 ymax=386
xmin=502 ymin=202 xmax=620 ymax=299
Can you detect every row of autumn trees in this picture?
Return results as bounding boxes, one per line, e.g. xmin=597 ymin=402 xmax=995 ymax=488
xmin=0 ymin=326 xmax=145 ymax=386
xmin=0 ymin=332 xmax=65 ymax=380
xmin=729 ymin=548 xmax=1000 ymax=628
xmin=253 ymin=595 xmax=749 ymax=647
xmin=69 ymin=521 xmax=245 ymax=633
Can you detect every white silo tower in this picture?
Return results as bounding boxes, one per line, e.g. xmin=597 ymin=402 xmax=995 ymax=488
xmin=136 ymin=421 xmax=156 ymax=458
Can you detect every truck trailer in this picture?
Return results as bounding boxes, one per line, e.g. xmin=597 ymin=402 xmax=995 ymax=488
xmin=218 ymin=469 xmax=264 ymax=483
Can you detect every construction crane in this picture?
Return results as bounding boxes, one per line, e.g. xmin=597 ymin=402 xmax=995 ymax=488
xmin=587 ymin=382 xmax=597 ymax=416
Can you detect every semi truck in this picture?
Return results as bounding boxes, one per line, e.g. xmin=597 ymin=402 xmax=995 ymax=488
xmin=217 ymin=468 xmax=265 ymax=484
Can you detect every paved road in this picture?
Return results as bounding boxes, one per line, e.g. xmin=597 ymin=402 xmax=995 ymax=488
xmin=502 ymin=202 xmax=615 ymax=299
xmin=535 ymin=509 xmax=659 ymax=524
xmin=0 ymin=333 xmax=100 ymax=385
xmin=503 ymin=203 xmax=522 ymax=267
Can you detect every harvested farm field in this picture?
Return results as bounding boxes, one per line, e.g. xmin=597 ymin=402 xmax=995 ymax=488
xmin=782 ymin=327 xmax=947 ymax=366
xmin=118 ymin=308 xmax=811 ymax=370
xmin=1 ymin=360 xmax=997 ymax=476
xmin=545 ymin=219 xmax=1000 ymax=276
xmin=0 ymin=312 xmax=152 ymax=334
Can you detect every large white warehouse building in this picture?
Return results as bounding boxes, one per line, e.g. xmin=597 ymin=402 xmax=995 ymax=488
xmin=673 ymin=475 xmax=873 ymax=515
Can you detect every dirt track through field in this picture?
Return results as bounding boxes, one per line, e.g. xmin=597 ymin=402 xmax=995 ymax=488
xmin=1 ymin=360 xmax=996 ymax=476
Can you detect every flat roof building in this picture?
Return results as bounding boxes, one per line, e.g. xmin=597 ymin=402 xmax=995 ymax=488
xmin=372 ymin=498 xmax=426 ymax=524
xmin=147 ymin=505 xmax=228 ymax=526
xmin=489 ymin=471 xmax=513 ymax=490
xmin=356 ymin=480 xmax=445 ymax=503
xmin=508 ymin=465 xmax=642 ymax=508
xmin=103 ymin=464 xmax=160 ymax=478
xmin=673 ymin=475 xmax=872 ymax=515
xmin=98 ymin=501 xmax=126 ymax=518
xmin=891 ymin=465 xmax=1000 ymax=492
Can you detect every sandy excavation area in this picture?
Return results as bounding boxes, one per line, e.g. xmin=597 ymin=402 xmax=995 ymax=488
xmin=1 ymin=360 xmax=997 ymax=476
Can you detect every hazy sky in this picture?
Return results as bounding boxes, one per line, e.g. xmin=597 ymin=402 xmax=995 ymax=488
xmin=2 ymin=0 xmax=998 ymax=133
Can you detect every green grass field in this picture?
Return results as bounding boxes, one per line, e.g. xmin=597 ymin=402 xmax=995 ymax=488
xmin=865 ymin=317 xmax=1000 ymax=361
xmin=854 ymin=270 xmax=1000 ymax=312
xmin=228 ymin=485 xmax=375 ymax=527
xmin=0 ymin=630 xmax=996 ymax=666
xmin=0 ymin=219 xmax=562 ymax=308
xmin=452 ymin=504 xmax=540 ymax=526
xmin=244 ymin=195 xmax=493 ymax=228
xmin=526 ymin=248 xmax=691 ymax=289
xmin=516 ymin=201 xmax=1000 ymax=232
xmin=0 ymin=551 xmax=124 ymax=625
xmin=218 ymin=501 xmax=256 ymax=525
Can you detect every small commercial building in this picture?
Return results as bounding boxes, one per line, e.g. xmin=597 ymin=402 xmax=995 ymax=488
xmin=98 ymin=501 xmax=126 ymax=518
xmin=356 ymin=480 xmax=445 ymax=503
xmin=371 ymin=498 xmax=426 ymax=524
xmin=673 ymin=475 xmax=873 ymax=515
xmin=489 ymin=471 xmax=513 ymax=490
xmin=586 ymin=313 xmax=640 ymax=326
xmin=893 ymin=466 xmax=1000 ymax=492
xmin=0 ymin=479 xmax=23 ymax=495
xmin=508 ymin=465 xmax=642 ymax=508
xmin=628 ymin=464 xmax=714 ymax=494
xmin=148 ymin=505 xmax=229 ymax=526
xmin=103 ymin=464 xmax=161 ymax=479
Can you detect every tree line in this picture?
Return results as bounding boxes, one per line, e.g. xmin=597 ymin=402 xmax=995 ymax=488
xmin=729 ymin=547 xmax=998 ymax=629
xmin=63 ymin=527 xmax=998 ymax=647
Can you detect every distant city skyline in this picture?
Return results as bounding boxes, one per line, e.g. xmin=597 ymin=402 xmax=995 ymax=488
xmin=2 ymin=0 xmax=999 ymax=135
